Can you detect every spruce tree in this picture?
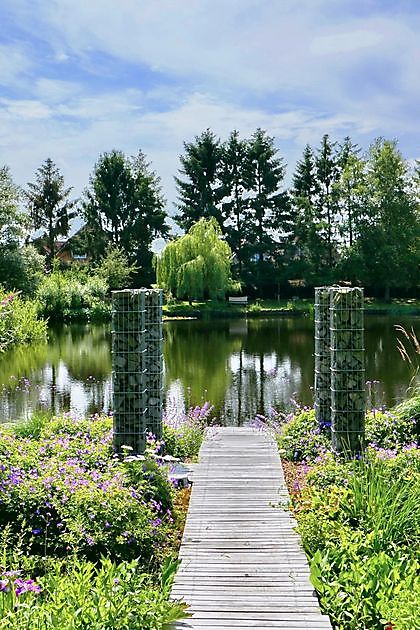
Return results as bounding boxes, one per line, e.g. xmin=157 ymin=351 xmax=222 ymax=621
xmin=25 ymin=158 xmax=76 ymax=266
xmin=246 ymin=129 xmax=288 ymax=290
xmin=83 ymin=150 xmax=167 ymax=282
xmin=175 ymin=129 xmax=223 ymax=230
xmin=219 ymin=130 xmax=250 ymax=278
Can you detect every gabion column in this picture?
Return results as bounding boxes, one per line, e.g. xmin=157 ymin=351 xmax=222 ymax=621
xmin=330 ymin=287 xmax=365 ymax=454
xmin=314 ymin=287 xmax=332 ymax=430
xmin=111 ymin=289 xmax=163 ymax=453
xmin=144 ymin=289 xmax=164 ymax=440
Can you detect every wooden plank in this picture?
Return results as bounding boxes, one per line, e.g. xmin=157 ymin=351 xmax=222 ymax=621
xmin=169 ymin=427 xmax=331 ymax=630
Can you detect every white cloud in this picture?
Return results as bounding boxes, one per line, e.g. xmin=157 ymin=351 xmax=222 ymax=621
xmin=0 ymin=98 xmax=52 ymax=120
xmin=311 ymin=30 xmax=383 ymax=55
xmin=0 ymin=0 xmax=418 ymax=212
xmin=0 ymin=43 xmax=32 ymax=87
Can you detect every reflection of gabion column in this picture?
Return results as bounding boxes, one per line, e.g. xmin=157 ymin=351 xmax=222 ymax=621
xmin=144 ymin=289 xmax=163 ymax=440
xmin=330 ymin=287 xmax=365 ymax=454
xmin=314 ymin=287 xmax=331 ymax=430
xmin=111 ymin=289 xmax=163 ymax=453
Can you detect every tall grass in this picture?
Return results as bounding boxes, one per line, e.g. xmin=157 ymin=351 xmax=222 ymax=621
xmin=340 ymin=456 xmax=419 ymax=549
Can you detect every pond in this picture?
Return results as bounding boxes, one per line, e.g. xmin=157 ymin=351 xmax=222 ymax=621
xmin=0 ymin=315 xmax=418 ymax=424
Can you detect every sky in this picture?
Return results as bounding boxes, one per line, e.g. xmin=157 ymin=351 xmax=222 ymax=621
xmin=0 ymin=0 xmax=419 ymax=237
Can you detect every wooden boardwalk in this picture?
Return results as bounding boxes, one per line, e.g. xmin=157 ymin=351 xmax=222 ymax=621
xmin=169 ymin=426 xmax=332 ymax=630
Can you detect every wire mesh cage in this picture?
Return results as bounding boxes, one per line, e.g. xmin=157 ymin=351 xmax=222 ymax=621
xmin=111 ymin=289 xmax=163 ymax=453
xmin=330 ymin=287 xmax=365 ymax=454
xmin=144 ymin=289 xmax=163 ymax=439
xmin=314 ymin=287 xmax=332 ymax=430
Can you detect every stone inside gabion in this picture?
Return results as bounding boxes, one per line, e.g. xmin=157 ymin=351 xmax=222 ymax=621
xmin=111 ymin=288 xmax=163 ymax=454
xmin=330 ymin=287 xmax=365 ymax=455
xmin=314 ymin=287 xmax=332 ymax=429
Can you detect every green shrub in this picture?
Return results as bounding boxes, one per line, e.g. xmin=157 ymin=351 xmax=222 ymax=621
xmin=365 ymin=407 xmax=418 ymax=449
xmin=0 ymin=414 xmax=173 ymax=564
xmin=0 ymin=556 xmax=189 ymax=630
xmin=393 ymin=394 xmax=420 ymax=436
xmin=36 ymin=269 xmax=110 ymax=322
xmin=293 ymin=450 xmax=420 ymax=630
xmin=95 ymin=245 xmax=138 ymax=290
xmin=0 ymin=290 xmax=47 ymax=352
xmin=277 ymin=408 xmax=330 ymax=462
xmin=311 ymin=545 xmax=419 ymax=630
xmin=162 ymin=403 xmax=211 ymax=460
xmin=0 ymin=245 xmax=45 ymax=296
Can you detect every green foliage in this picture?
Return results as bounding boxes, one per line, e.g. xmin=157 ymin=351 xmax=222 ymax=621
xmin=365 ymin=407 xmax=418 ymax=448
xmin=0 ymin=245 xmax=46 ymax=295
xmin=310 ymin=545 xmax=419 ymax=630
xmin=36 ymin=268 xmax=110 ymax=321
xmin=341 ymin=139 xmax=420 ymax=298
xmin=95 ymin=245 xmax=138 ymax=290
xmin=0 ymin=290 xmax=47 ymax=352
xmin=0 ymin=406 xmax=208 ymax=629
xmin=392 ymin=394 xmax=420 ymax=435
xmin=162 ymin=403 xmax=211 ymax=460
xmin=0 ymin=556 xmax=189 ymax=630
xmin=175 ymin=129 xmax=223 ymax=230
xmin=0 ymin=165 xmax=27 ymax=247
xmin=276 ymin=408 xmax=330 ymax=462
xmin=83 ymin=150 xmax=168 ymax=282
xmin=291 ymin=443 xmax=420 ymax=629
xmin=156 ymin=217 xmax=234 ymax=301
xmin=25 ymin=159 xmax=77 ymax=266
xmin=269 ymin=396 xmax=419 ymax=464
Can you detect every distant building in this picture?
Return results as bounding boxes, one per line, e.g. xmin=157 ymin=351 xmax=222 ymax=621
xmin=31 ymin=226 xmax=91 ymax=265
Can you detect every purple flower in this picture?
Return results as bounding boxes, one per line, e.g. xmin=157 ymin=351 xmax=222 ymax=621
xmin=0 ymin=579 xmax=11 ymax=593
xmin=14 ymin=578 xmax=41 ymax=596
xmin=32 ymin=528 xmax=42 ymax=535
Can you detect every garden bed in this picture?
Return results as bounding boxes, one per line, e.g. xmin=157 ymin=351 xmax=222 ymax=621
xmin=0 ymin=403 xmax=212 ymax=629
xmin=254 ymin=396 xmax=420 ymax=630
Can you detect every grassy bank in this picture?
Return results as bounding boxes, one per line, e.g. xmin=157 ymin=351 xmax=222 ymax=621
xmin=163 ymin=297 xmax=420 ymax=319
xmin=0 ymin=403 xmax=212 ymax=629
xmin=254 ymin=396 xmax=420 ymax=630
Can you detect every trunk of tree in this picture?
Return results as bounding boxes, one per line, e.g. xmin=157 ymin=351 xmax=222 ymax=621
xmin=384 ymin=285 xmax=391 ymax=303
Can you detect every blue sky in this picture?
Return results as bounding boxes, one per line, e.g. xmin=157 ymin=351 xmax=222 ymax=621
xmin=0 ymin=0 xmax=419 ymax=228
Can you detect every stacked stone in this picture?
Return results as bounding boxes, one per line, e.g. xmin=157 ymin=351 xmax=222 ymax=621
xmin=111 ymin=288 xmax=163 ymax=453
xmin=330 ymin=287 xmax=365 ymax=454
xmin=314 ymin=287 xmax=332 ymax=431
xmin=144 ymin=289 xmax=164 ymax=440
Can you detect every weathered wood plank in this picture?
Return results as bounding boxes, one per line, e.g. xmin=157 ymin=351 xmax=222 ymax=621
xmin=168 ymin=427 xmax=331 ymax=630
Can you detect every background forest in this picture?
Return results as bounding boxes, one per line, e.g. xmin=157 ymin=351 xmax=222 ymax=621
xmin=0 ymin=130 xmax=419 ymax=301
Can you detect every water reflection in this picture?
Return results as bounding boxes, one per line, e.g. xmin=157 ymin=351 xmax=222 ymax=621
xmin=0 ymin=316 xmax=418 ymax=424
xmin=0 ymin=325 xmax=112 ymax=422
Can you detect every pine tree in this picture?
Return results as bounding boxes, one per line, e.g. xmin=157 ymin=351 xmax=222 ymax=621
xmin=25 ymin=158 xmax=76 ymax=266
xmin=315 ymin=134 xmax=339 ymax=268
xmin=175 ymin=129 xmax=223 ymax=230
xmin=83 ymin=150 xmax=167 ymax=282
xmin=246 ymin=129 xmax=288 ymax=290
xmin=219 ymin=130 xmax=249 ymax=277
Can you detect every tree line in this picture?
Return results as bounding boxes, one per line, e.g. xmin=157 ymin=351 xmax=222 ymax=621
xmin=0 ymin=130 xmax=419 ymax=298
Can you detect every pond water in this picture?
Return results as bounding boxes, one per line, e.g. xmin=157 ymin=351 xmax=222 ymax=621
xmin=0 ymin=315 xmax=418 ymax=425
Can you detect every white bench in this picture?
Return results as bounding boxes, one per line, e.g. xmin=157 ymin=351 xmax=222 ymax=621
xmin=228 ymin=296 xmax=248 ymax=305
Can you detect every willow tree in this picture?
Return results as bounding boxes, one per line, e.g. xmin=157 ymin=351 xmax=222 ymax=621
xmin=156 ymin=218 xmax=235 ymax=303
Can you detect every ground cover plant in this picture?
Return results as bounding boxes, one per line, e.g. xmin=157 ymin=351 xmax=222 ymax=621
xmin=0 ymin=403 xmax=210 ymax=629
xmin=254 ymin=395 xmax=420 ymax=630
